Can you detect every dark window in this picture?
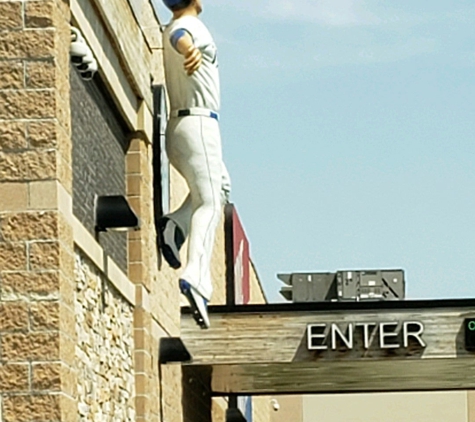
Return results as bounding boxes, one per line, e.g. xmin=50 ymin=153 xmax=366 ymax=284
xmin=70 ymin=67 xmax=129 ymax=272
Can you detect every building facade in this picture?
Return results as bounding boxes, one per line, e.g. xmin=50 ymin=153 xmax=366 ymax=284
xmin=0 ymin=0 xmax=272 ymax=420
xmin=2 ymin=2 xmax=474 ymax=422
xmin=272 ymin=270 xmax=475 ymax=422
xmin=271 ymin=392 xmax=475 ymax=422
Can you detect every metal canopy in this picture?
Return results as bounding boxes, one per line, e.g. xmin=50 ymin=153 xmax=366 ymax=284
xmin=180 ymin=299 xmax=475 ymax=395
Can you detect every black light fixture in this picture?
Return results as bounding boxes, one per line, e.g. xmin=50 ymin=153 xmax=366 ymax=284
xmin=159 ymin=338 xmax=192 ymax=364
xmin=94 ymin=195 xmax=140 ymax=232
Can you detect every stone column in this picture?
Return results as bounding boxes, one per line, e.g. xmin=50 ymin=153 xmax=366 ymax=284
xmin=127 ymin=130 xmax=184 ymax=422
xmin=0 ymin=1 xmax=77 ymax=421
xmin=126 ymin=136 xmax=154 ymax=421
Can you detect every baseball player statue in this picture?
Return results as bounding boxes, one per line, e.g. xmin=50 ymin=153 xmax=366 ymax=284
xmin=159 ymin=0 xmax=231 ymax=329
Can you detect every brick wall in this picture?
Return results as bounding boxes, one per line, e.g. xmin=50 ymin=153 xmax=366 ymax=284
xmin=1 ymin=1 xmax=273 ymax=421
xmin=0 ymin=0 xmax=77 ymax=421
xmin=70 ymin=67 xmax=128 ymax=272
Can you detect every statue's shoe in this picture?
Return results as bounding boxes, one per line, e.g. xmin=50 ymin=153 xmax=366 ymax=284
xmin=158 ymin=217 xmax=184 ymax=269
xmin=179 ymin=279 xmax=210 ymax=329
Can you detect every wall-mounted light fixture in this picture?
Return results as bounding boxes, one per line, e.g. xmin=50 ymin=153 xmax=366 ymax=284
xmin=159 ymin=338 xmax=192 ymax=364
xmin=94 ymin=195 xmax=140 ymax=232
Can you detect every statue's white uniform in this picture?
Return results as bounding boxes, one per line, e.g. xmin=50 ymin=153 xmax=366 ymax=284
xmin=163 ymin=16 xmax=230 ymax=301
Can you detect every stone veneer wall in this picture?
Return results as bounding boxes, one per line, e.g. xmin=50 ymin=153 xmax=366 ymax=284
xmin=75 ymin=250 xmax=135 ymax=421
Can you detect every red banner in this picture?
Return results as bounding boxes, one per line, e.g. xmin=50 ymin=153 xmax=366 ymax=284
xmin=225 ymin=204 xmax=250 ymax=305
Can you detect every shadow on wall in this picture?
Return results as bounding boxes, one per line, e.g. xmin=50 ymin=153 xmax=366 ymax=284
xmin=182 ymin=366 xmax=213 ymax=422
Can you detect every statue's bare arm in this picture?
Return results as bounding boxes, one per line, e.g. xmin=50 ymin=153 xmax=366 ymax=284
xmin=171 ymin=30 xmax=202 ymax=75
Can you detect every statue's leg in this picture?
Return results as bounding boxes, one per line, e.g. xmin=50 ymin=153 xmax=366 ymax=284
xmin=165 ymin=115 xmax=223 ymax=328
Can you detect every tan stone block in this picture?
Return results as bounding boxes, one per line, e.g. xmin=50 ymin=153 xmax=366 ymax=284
xmin=134 ymin=350 xmax=151 ymax=373
xmin=59 ymin=276 xmax=74 ymax=308
xmin=59 ymin=333 xmax=75 ymax=365
xmin=134 ymin=328 xmax=151 ymax=351
xmin=129 ymin=239 xmax=142 ymax=262
xmin=25 ymin=0 xmax=55 ymax=28
xmin=134 ymin=307 xmax=151 ymax=329
xmin=0 ymin=182 xmax=28 ymax=211
xmin=59 ymin=303 xmax=75 ymax=335
xmin=2 ymin=394 xmax=61 ymax=421
xmin=29 ymin=241 xmax=60 ymax=270
xmin=142 ymin=263 xmax=151 ymax=292
xmin=0 ymin=363 xmax=29 ymax=392
xmin=56 ymin=126 xmax=71 ymax=164
xmin=55 ymin=91 xmax=70 ymax=133
xmin=54 ymin=61 xmax=70 ymax=101
xmin=126 ymin=152 xmax=141 ymax=174
xmin=136 ymin=284 xmax=151 ymax=309
xmin=135 ymin=373 xmax=150 ymax=396
xmin=0 ymin=152 xmax=29 ymax=181
xmin=0 ymin=242 xmax=27 ymax=270
xmin=0 ymin=302 xmax=29 ymax=332
xmin=30 ymin=301 xmax=59 ymax=331
xmin=129 ymin=261 xmax=144 ymax=283
xmin=0 ymin=1 xmax=23 ymax=30
xmin=128 ymin=227 xmax=141 ymax=241
xmin=60 ymin=393 xmax=77 ymax=422
xmin=26 ymin=59 xmax=56 ymax=88
xmin=32 ymin=362 xmax=60 ymax=391
xmin=29 ymin=300 xmax=73 ymax=335
xmin=26 ymin=149 xmax=57 ymax=180
xmin=0 ymin=29 xmax=55 ymax=60
xmin=136 ymin=396 xmax=149 ymax=418
xmin=128 ymin=196 xmax=141 ymax=218
xmin=27 ymin=120 xmax=58 ymax=148
xmin=128 ymin=138 xmax=142 ymax=153
xmin=55 ymin=39 xmax=70 ymax=81
xmin=57 ymin=155 xmax=72 ymax=193
xmin=28 ymin=181 xmax=57 ymax=210
xmin=1 ymin=332 xmax=60 ymax=360
xmin=0 ymin=61 xmax=24 ymax=89
xmin=149 ymin=396 xmax=160 ymax=417
xmin=58 ymin=212 xmax=73 ymax=247
xmin=0 ymin=121 xmax=27 ymax=150
xmin=59 ymin=247 xmax=74 ymax=277
xmin=0 ymin=89 xmax=56 ymax=119
xmin=0 ymin=271 xmax=60 ymax=301
xmin=60 ymin=364 xmax=76 ymax=397
xmin=1 ymin=211 xmax=58 ymax=241
xmin=127 ymin=174 xmax=142 ymax=196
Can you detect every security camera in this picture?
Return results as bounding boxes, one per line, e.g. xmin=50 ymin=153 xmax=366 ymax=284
xmin=76 ymin=50 xmax=94 ymax=71
xmin=70 ymin=27 xmax=97 ymax=80
xmin=70 ymin=27 xmax=88 ymax=64
xmin=80 ymin=59 xmax=98 ymax=81
xmin=270 ymin=399 xmax=280 ymax=411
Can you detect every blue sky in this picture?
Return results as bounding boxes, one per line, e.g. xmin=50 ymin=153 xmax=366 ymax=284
xmin=154 ymin=1 xmax=475 ymax=302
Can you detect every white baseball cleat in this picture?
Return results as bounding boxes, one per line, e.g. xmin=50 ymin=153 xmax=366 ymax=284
xmin=179 ymin=279 xmax=210 ymax=329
